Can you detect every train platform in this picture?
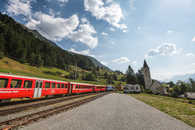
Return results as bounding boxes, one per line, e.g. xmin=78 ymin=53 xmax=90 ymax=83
xmin=20 ymin=93 xmax=194 ymax=130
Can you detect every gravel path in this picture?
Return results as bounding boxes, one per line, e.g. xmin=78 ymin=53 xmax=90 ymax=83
xmin=0 ymin=95 xmax=94 ymax=123
xmin=20 ymin=93 xmax=194 ymax=130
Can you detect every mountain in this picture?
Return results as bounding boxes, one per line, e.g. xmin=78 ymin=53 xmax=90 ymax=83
xmin=27 ymin=29 xmax=58 ymax=47
xmin=0 ymin=13 xmax=110 ymax=71
xmin=169 ymin=73 xmax=195 ymax=82
xmin=88 ymin=56 xmax=111 ymax=71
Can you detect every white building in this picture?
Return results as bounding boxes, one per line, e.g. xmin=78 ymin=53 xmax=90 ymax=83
xmin=123 ymin=84 xmax=141 ymax=93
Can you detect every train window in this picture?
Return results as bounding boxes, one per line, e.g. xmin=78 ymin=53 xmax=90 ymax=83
xmin=0 ymin=78 xmax=8 ymax=88
xmin=40 ymin=82 xmax=43 ymax=88
xmin=45 ymin=82 xmax=50 ymax=88
xmin=65 ymin=84 xmax=68 ymax=88
xmin=52 ymin=83 xmax=56 ymax=88
xmin=10 ymin=79 xmax=22 ymax=88
xmin=23 ymin=80 xmax=32 ymax=88
xmin=57 ymin=83 xmax=61 ymax=88
xmin=61 ymin=84 xmax=65 ymax=88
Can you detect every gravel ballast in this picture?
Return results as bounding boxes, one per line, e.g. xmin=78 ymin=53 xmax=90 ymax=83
xmin=20 ymin=93 xmax=194 ymax=130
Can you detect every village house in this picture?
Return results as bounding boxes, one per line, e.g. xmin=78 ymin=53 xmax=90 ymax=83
xmin=123 ymin=84 xmax=141 ymax=93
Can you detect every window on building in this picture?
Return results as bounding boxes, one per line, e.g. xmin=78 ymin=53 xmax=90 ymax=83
xmin=10 ymin=79 xmax=22 ymax=88
xmin=23 ymin=80 xmax=32 ymax=88
xmin=0 ymin=78 xmax=8 ymax=88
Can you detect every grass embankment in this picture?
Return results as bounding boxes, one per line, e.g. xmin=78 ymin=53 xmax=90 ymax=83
xmin=0 ymin=57 xmax=104 ymax=84
xmin=130 ymin=93 xmax=195 ymax=127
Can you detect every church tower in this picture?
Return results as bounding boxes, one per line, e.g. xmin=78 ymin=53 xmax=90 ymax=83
xmin=142 ymin=60 xmax=152 ymax=89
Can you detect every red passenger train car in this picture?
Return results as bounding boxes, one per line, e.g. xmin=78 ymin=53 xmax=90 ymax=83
xmin=70 ymin=82 xmax=94 ymax=94
xmin=94 ymin=85 xmax=107 ymax=92
xmin=0 ymin=73 xmax=107 ymax=102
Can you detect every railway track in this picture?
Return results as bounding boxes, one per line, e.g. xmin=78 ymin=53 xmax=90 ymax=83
xmin=0 ymin=93 xmax=101 ymax=116
xmin=0 ymin=92 xmax=109 ymax=130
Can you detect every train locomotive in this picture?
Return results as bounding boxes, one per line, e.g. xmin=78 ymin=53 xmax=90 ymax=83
xmin=0 ymin=73 xmax=111 ymax=102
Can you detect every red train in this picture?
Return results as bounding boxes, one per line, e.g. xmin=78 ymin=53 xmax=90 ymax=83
xmin=0 ymin=73 xmax=108 ymax=102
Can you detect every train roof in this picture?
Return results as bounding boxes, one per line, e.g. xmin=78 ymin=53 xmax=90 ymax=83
xmin=70 ymin=82 xmax=106 ymax=86
xmin=0 ymin=73 xmax=106 ymax=86
xmin=0 ymin=73 xmax=67 ymax=83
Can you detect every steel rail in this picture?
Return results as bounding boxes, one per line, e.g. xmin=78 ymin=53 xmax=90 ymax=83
xmin=0 ymin=92 xmax=109 ymax=130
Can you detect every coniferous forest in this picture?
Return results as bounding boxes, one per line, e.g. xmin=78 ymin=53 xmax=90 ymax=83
xmin=0 ymin=13 xmax=100 ymax=71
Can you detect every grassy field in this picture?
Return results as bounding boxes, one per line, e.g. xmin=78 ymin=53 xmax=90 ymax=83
xmin=130 ymin=93 xmax=195 ymax=127
xmin=0 ymin=57 xmax=105 ymax=84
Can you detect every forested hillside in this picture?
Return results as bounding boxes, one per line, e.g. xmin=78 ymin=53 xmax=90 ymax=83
xmin=0 ymin=13 xmax=106 ymax=71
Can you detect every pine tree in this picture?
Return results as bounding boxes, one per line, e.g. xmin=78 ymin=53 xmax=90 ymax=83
xmin=0 ymin=34 xmax=5 ymax=59
xmin=136 ymin=69 xmax=145 ymax=87
xmin=126 ymin=65 xmax=137 ymax=84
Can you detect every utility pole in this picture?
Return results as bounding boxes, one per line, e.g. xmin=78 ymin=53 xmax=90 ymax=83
xmin=74 ymin=62 xmax=77 ymax=80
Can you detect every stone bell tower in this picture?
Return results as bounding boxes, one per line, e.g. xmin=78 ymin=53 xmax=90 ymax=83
xmin=141 ymin=60 xmax=153 ymax=89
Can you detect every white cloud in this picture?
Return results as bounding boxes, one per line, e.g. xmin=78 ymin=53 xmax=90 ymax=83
xmin=26 ymin=13 xmax=98 ymax=48
xmin=100 ymin=61 xmax=108 ymax=66
xmin=101 ymin=32 xmax=108 ymax=36
xmin=186 ymin=53 xmax=195 ymax=57
xmin=68 ymin=20 xmax=98 ymax=49
xmin=112 ymin=57 xmax=130 ymax=64
xmin=137 ymin=26 xmax=141 ymax=31
xmin=81 ymin=17 xmax=89 ymax=24
xmin=69 ymin=48 xmax=95 ymax=57
xmin=57 ymin=0 xmax=69 ymax=6
xmin=110 ymin=41 xmax=115 ymax=45
xmin=7 ymin=0 xmax=98 ymax=49
xmin=110 ymin=27 xmax=115 ymax=32
xmin=26 ymin=13 xmax=79 ymax=42
xmin=167 ymin=30 xmax=174 ymax=34
xmin=130 ymin=0 xmax=136 ymax=10
xmin=192 ymin=36 xmax=195 ymax=42
xmin=84 ymin=0 xmax=127 ymax=31
xmin=57 ymin=0 xmax=68 ymax=3
xmin=146 ymin=43 xmax=178 ymax=58
xmin=132 ymin=61 xmax=137 ymax=65
xmin=105 ymin=0 xmax=112 ymax=4
xmin=7 ymin=0 xmax=31 ymax=16
xmin=160 ymin=0 xmax=193 ymax=9
xmin=48 ymin=8 xmax=56 ymax=16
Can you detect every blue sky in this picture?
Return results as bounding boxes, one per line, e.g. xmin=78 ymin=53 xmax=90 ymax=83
xmin=1 ymin=0 xmax=195 ymax=81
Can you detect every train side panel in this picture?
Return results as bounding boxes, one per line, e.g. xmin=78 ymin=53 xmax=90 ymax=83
xmin=41 ymin=81 xmax=69 ymax=97
xmin=0 ymin=75 xmax=35 ymax=100
xmin=95 ymin=85 xmax=106 ymax=92
xmin=71 ymin=83 xmax=94 ymax=94
xmin=0 ymin=74 xmax=107 ymax=101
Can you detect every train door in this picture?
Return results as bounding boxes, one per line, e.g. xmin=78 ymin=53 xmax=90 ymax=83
xmin=92 ymin=86 xmax=95 ymax=93
xmin=33 ymin=80 xmax=43 ymax=98
xmin=68 ymin=83 xmax=73 ymax=94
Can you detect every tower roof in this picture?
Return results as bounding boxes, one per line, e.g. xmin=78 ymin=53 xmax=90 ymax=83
xmin=143 ymin=60 xmax=149 ymax=68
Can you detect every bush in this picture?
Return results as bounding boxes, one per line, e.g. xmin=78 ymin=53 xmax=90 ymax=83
xmin=82 ymin=73 xmax=96 ymax=81
xmin=144 ymin=89 xmax=152 ymax=94
xmin=170 ymin=86 xmax=181 ymax=97
xmin=0 ymin=51 xmax=4 ymax=59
